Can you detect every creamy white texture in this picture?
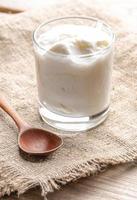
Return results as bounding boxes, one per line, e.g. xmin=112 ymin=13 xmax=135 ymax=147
xmin=35 ymin=25 xmax=113 ymax=117
xmin=38 ymin=25 xmax=110 ymax=55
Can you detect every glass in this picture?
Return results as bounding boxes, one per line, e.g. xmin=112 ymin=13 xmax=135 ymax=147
xmin=33 ymin=17 xmax=115 ymax=132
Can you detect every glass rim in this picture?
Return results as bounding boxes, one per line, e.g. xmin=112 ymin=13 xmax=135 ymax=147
xmin=33 ymin=16 xmax=115 ymax=58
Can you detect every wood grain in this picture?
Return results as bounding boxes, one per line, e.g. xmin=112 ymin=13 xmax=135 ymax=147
xmin=2 ymin=163 xmax=137 ymax=200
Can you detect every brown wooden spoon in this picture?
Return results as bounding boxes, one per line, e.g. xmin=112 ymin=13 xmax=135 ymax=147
xmin=0 ymin=97 xmax=63 ymax=156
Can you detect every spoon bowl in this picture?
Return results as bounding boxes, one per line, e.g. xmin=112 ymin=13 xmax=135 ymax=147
xmin=0 ymin=97 xmax=63 ymax=157
xmin=19 ymin=128 xmax=62 ymax=155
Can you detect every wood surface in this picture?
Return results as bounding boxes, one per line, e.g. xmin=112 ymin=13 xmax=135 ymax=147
xmin=1 ymin=0 xmax=137 ymax=199
xmin=2 ymin=163 xmax=137 ymax=200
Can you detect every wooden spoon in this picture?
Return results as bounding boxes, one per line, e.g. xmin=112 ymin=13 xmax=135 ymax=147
xmin=0 ymin=97 xmax=63 ymax=156
xmin=0 ymin=6 xmax=23 ymax=14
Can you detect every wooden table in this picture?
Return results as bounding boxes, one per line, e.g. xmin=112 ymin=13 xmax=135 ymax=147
xmin=1 ymin=0 xmax=137 ymax=199
xmin=3 ymin=163 xmax=137 ymax=200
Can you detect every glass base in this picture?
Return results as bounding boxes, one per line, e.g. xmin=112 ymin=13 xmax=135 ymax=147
xmin=39 ymin=104 xmax=109 ymax=132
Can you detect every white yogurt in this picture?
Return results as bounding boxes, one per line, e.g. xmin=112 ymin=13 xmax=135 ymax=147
xmin=34 ymin=25 xmax=113 ymax=117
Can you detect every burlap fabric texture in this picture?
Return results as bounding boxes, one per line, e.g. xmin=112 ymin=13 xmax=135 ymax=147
xmin=0 ymin=0 xmax=137 ymax=198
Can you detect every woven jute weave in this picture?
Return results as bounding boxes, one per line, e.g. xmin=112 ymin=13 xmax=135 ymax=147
xmin=0 ymin=0 xmax=137 ymax=198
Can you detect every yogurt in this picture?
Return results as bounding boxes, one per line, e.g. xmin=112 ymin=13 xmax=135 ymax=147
xmin=34 ymin=24 xmax=113 ymax=117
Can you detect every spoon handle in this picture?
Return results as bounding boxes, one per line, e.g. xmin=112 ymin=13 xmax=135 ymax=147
xmin=0 ymin=97 xmax=29 ymax=131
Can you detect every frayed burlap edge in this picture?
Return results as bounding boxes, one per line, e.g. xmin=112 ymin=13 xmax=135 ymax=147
xmin=0 ymin=149 xmax=137 ymax=199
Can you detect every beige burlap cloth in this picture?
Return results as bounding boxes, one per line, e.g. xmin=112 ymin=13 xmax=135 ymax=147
xmin=0 ymin=0 xmax=137 ymax=198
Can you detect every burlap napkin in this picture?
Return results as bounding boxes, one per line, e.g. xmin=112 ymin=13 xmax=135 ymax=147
xmin=0 ymin=0 xmax=137 ymax=198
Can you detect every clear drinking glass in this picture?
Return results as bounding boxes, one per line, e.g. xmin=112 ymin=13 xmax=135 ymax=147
xmin=33 ymin=17 xmax=115 ymax=132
